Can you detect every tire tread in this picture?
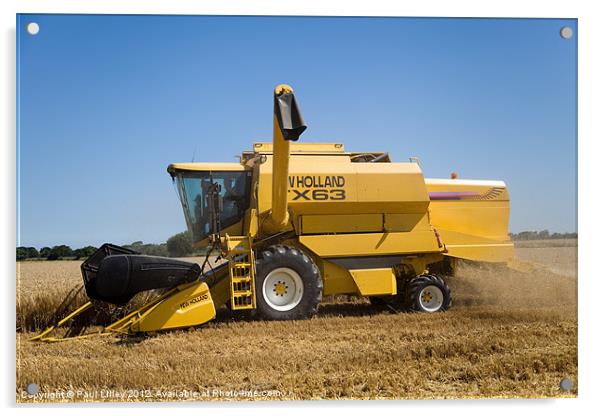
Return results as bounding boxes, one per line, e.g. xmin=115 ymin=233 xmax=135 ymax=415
xmin=406 ymin=274 xmax=452 ymax=312
xmin=255 ymin=245 xmax=322 ymax=320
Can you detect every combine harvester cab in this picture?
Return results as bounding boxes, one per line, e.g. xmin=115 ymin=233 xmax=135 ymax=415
xmin=32 ymin=84 xmax=514 ymax=342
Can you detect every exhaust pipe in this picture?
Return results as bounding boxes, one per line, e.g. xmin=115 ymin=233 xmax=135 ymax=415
xmin=264 ymin=84 xmax=307 ymax=233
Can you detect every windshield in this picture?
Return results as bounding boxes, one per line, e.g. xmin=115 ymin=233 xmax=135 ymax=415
xmin=173 ymin=170 xmax=252 ymax=243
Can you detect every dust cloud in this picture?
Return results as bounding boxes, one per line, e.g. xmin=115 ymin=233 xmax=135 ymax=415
xmin=450 ymin=260 xmax=577 ymax=309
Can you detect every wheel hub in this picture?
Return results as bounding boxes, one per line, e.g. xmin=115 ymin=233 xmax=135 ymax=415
xmin=273 ymin=281 xmax=288 ymax=296
xmin=262 ymin=267 xmax=304 ymax=312
xmin=418 ymin=285 xmax=444 ymax=312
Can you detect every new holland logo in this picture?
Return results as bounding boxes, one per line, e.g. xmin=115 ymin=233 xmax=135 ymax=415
xmin=179 ymin=293 xmax=209 ymax=310
xmin=287 ymin=175 xmax=347 ymax=201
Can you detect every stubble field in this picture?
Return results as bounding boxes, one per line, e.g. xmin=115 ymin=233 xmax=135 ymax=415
xmin=16 ymin=240 xmax=577 ymax=402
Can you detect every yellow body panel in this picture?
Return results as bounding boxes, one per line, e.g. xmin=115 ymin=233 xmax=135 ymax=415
xmin=317 ymin=258 xmax=401 ymax=296
xmin=301 ymin=213 xmax=383 ymax=234
xmin=443 ymin=241 xmax=514 ymax=262
xmin=384 ymin=213 xmax=431 ymax=232
xmin=425 ymin=178 xmax=513 ymax=262
xmin=300 ymin=231 xmax=442 ymax=257
xmin=298 ymin=212 xmax=433 ymax=235
xmin=209 ymin=272 xmax=232 ymax=309
xmin=257 ymin=155 xmax=430 ymax=216
xmin=349 ymin=268 xmax=397 ymax=296
xmin=131 ymin=282 xmax=216 ymax=332
xmin=253 ymin=141 xmax=345 ymax=154
xmin=319 ymin=259 xmax=358 ymax=295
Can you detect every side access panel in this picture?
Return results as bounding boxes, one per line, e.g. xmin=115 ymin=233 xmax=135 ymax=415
xmin=349 ymin=268 xmax=397 ymax=296
xmin=316 ymin=257 xmax=398 ymax=297
xmin=299 ymin=231 xmax=442 ymax=258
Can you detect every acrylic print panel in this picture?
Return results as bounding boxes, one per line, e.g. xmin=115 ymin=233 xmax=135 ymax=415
xmin=16 ymin=14 xmax=577 ymax=402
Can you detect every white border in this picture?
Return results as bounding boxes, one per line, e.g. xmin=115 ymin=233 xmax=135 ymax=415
xmin=5 ymin=0 xmax=589 ymax=18
xmin=3 ymin=1 xmax=599 ymax=415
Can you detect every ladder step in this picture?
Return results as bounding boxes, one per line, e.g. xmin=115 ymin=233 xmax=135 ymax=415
xmin=228 ymin=236 xmax=256 ymax=311
xmin=233 ymin=304 xmax=254 ymax=310
xmin=232 ymin=296 xmax=254 ymax=308
xmin=232 ymin=290 xmax=254 ymax=296
xmin=232 ymin=284 xmax=253 ymax=296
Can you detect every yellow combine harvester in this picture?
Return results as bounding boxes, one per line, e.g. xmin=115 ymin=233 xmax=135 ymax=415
xmin=32 ymin=84 xmax=513 ymax=341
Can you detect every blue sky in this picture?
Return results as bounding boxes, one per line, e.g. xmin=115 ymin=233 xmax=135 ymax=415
xmin=17 ymin=15 xmax=577 ymax=249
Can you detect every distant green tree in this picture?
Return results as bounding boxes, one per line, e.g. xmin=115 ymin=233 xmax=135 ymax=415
xmin=73 ymin=245 xmax=97 ymax=259
xmin=16 ymin=247 xmax=40 ymax=261
xmin=16 ymin=247 xmax=28 ymax=261
xmin=123 ymin=241 xmax=169 ymax=257
xmin=145 ymin=243 xmax=169 ymax=257
xmin=510 ymin=231 xmax=578 ymax=241
xmin=166 ymin=231 xmax=193 ymax=257
xmin=40 ymin=247 xmax=51 ymax=258
xmin=83 ymin=245 xmax=98 ymax=256
xmin=25 ymin=247 xmax=39 ymax=258
xmin=47 ymin=245 xmax=73 ymax=260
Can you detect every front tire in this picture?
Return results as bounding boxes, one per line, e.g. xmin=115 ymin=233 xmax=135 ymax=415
xmin=255 ymin=245 xmax=322 ymax=320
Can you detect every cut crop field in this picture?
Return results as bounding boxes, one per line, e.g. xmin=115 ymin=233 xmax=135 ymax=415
xmin=16 ymin=241 xmax=578 ymax=402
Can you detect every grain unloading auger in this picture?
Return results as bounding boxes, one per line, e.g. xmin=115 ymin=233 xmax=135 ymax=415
xmin=32 ymin=84 xmax=514 ymax=342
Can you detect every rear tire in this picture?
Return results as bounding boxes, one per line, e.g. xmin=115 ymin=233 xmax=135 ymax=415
xmin=255 ymin=245 xmax=322 ymax=320
xmin=406 ymin=274 xmax=451 ymax=312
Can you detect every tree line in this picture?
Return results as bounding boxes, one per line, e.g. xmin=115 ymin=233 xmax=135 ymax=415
xmin=509 ymin=230 xmax=577 ymax=241
xmin=17 ymin=231 xmax=195 ymax=261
